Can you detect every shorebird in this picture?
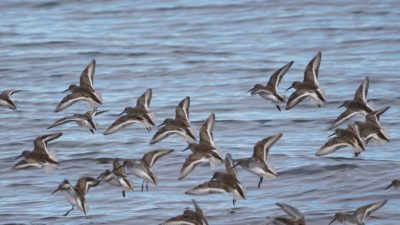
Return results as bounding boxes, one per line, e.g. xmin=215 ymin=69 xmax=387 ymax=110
xmin=97 ymin=159 xmax=134 ymax=198
xmin=48 ymin=110 xmax=107 ymax=134
xmin=234 ymin=133 xmax=282 ymax=188
xmin=150 ymin=96 xmax=196 ymax=144
xmin=248 ymin=61 xmax=293 ymax=111
xmin=385 ymin=179 xmax=400 ymax=190
xmin=178 ymin=113 xmax=223 ymax=180
xmin=185 ymin=154 xmax=246 ymax=206
xmin=266 ymin=203 xmax=306 ymax=225
xmin=331 ymin=77 xmax=373 ymax=128
xmin=329 ymin=199 xmax=388 ymax=225
xmin=286 ymin=52 xmax=325 ymax=110
xmin=355 ymin=107 xmax=390 ymax=144
xmin=0 ymin=90 xmax=21 ymax=111
xmin=160 ymin=199 xmax=209 ymax=225
xmin=122 ymin=149 xmax=174 ymax=192
xmin=14 ymin=132 xmax=63 ymax=169
xmin=54 ymin=59 xmax=102 ymax=112
xmin=104 ymin=88 xmax=155 ymax=135
xmin=316 ymin=124 xmax=365 ymax=157
xmin=52 ymin=176 xmax=100 ymax=216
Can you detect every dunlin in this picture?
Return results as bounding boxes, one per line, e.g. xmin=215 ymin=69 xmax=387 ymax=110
xmin=122 ymin=149 xmax=174 ymax=192
xmin=97 ymin=159 xmax=134 ymax=198
xmin=330 ymin=77 xmax=373 ymax=128
xmin=286 ymin=52 xmax=325 ymax=110
xmin=185 ymin=154 xmax=246 ymax=206
xmin=266 ymin=203 xmax=305 ymax=225
xmin=234 ymin=133 xmax=282 ymax=188
xmin=48 ymin=110 xmax=107 ymax=134
xmin=355 ymin=107 xmax=390 ymax=144
xmin=14 ymin=132 xmax=63 ymax=169
xmin=329 ymin=199 xmax=388 ymax=225
xmin=0 ymin=90 xmax=21 ymax=111
xmin=316 ymin=124 xmax=366 ymax=157
xmin=385 ymin=179 xmax=400 ymax=190
xmin=178 ymin=113 xmax=223 ymax=180
xmin=54 ymin=59 xmax=102 ymax=112
xmin=104 ymin=88 xmax=155 ymax=135
xmin=52 ymin=176 xmax=99 ymax=216
xmin=160 ymin=199 xmax=209 ymax=225
xmin=248 ymin=61 xmax=294 ymax=111
xmin=150 ymin=96 xmax=196 ymax=144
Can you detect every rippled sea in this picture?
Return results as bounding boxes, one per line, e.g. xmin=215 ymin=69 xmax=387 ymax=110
xmin=0 ymin=0 xmax=399 ymax=224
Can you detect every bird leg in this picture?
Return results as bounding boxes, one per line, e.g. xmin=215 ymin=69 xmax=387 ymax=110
xmin=258 ymin=177 xmax=263 ymax=188
xmin=141 ymin=180 xmax=145 ymax=192
xmin=146 ymin=181 xmax=149 ymax=192
xmin=122 ymin=190 xmax=126 ymax=198
xmin=63 ymin=206 xmax=74 ymax=216
xmin=275 ymin=103 xmax=281 ymax=111
xmin=233 ymin=199 xmax=236 ymax=206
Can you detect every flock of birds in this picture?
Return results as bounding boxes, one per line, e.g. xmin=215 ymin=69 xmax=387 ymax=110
xmin=1 ymin=52 xmax=398 ymax=225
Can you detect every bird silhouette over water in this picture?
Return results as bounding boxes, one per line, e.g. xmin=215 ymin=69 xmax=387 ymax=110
xmin=14 ymin=132 xmax=63 ymax=170
xmin=248 ymin=61 xmax=293 ymax=111
xmin=234 ymin=133 xmax=282 ymax=188
xmin=48 ymin=110 xmax=107 ymax=134
xmin=329 ymin=199 xmax=387 ymax=225
xmin=151 ymin=96 xmax=196 ymax=144
xmin=104 ymin=88 xmax=155 ymax=135
xmin=0 ymin=89 xmax=21 ymax=111
xmin=178 ymin=113 xmax=223 ymax=180
xmin=331 ymin=77 xmax=372 ymax=128
xmin=54 ymin=59 xmax=102 ymax=112
xmin=286 ymin=52 xmax=325 ymax=110
xmin=185 ymin=154 xmax=246 ymax=206
xmin=52 ymin=176 xmax=100 ymax=216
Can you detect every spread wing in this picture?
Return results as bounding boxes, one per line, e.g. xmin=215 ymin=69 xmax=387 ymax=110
xmin=276 ymin=203 xmax=304 ymax=219
xmin=75 ymin=176 xmax=100 ymax=195
xmin=175 ymin=96 xmax=190 ymax=123
xmin=199 ymin=113 xmax=216 ymax=147
xmin=285 ymin=89 xmax=310 ymax=110
xmin=367 ymin=106 xmax=390 ymax=124
xmin=33 ymin=132 xmax=63 ymax=154
xmin=79 ymin=59 xmax=96 ymax=91
xmin=224 ymin=153 xmax=237 ymax=177
xmin=136 ymin=88 xmax=152 ymax=110
xmin=253 ymin=133 xmax=282 ymax=161
xmin=112 ymin=159 xmax=126 ymax=177
xmin=142 ymin=149 xmax=174 ymax=167
xmin=315 ymin=137 xmax=354 ymax=156
xmin=354 ymin=77 xmax=369 ymax=103
xmin=185 ymin=179 xmax=226 ymax=195
xmin=303 ymin=52 xmax=321 ymax=87
xmin=178 ymin=153 xmax=209 ymax=180
xmin=161 ymin=210 xmax=198 ymax=225
xmin=330 ymin=109 xmax=360 ymax=129
xmin=103 ymin=115 xmax=142 ymax=135
xmin=355 ymin=199 xmax=388 ymax=223
xmin=48 ymin=115 xmax=85 ymax=129
xmin=54 ymin=94 xmax=88 ymax=112
xmin=267 ymin=61 xmax=294 ymax=90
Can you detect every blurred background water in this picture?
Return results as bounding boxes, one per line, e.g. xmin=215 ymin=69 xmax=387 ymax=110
xmin=0 ymin=0 xmax=399 ymax=224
